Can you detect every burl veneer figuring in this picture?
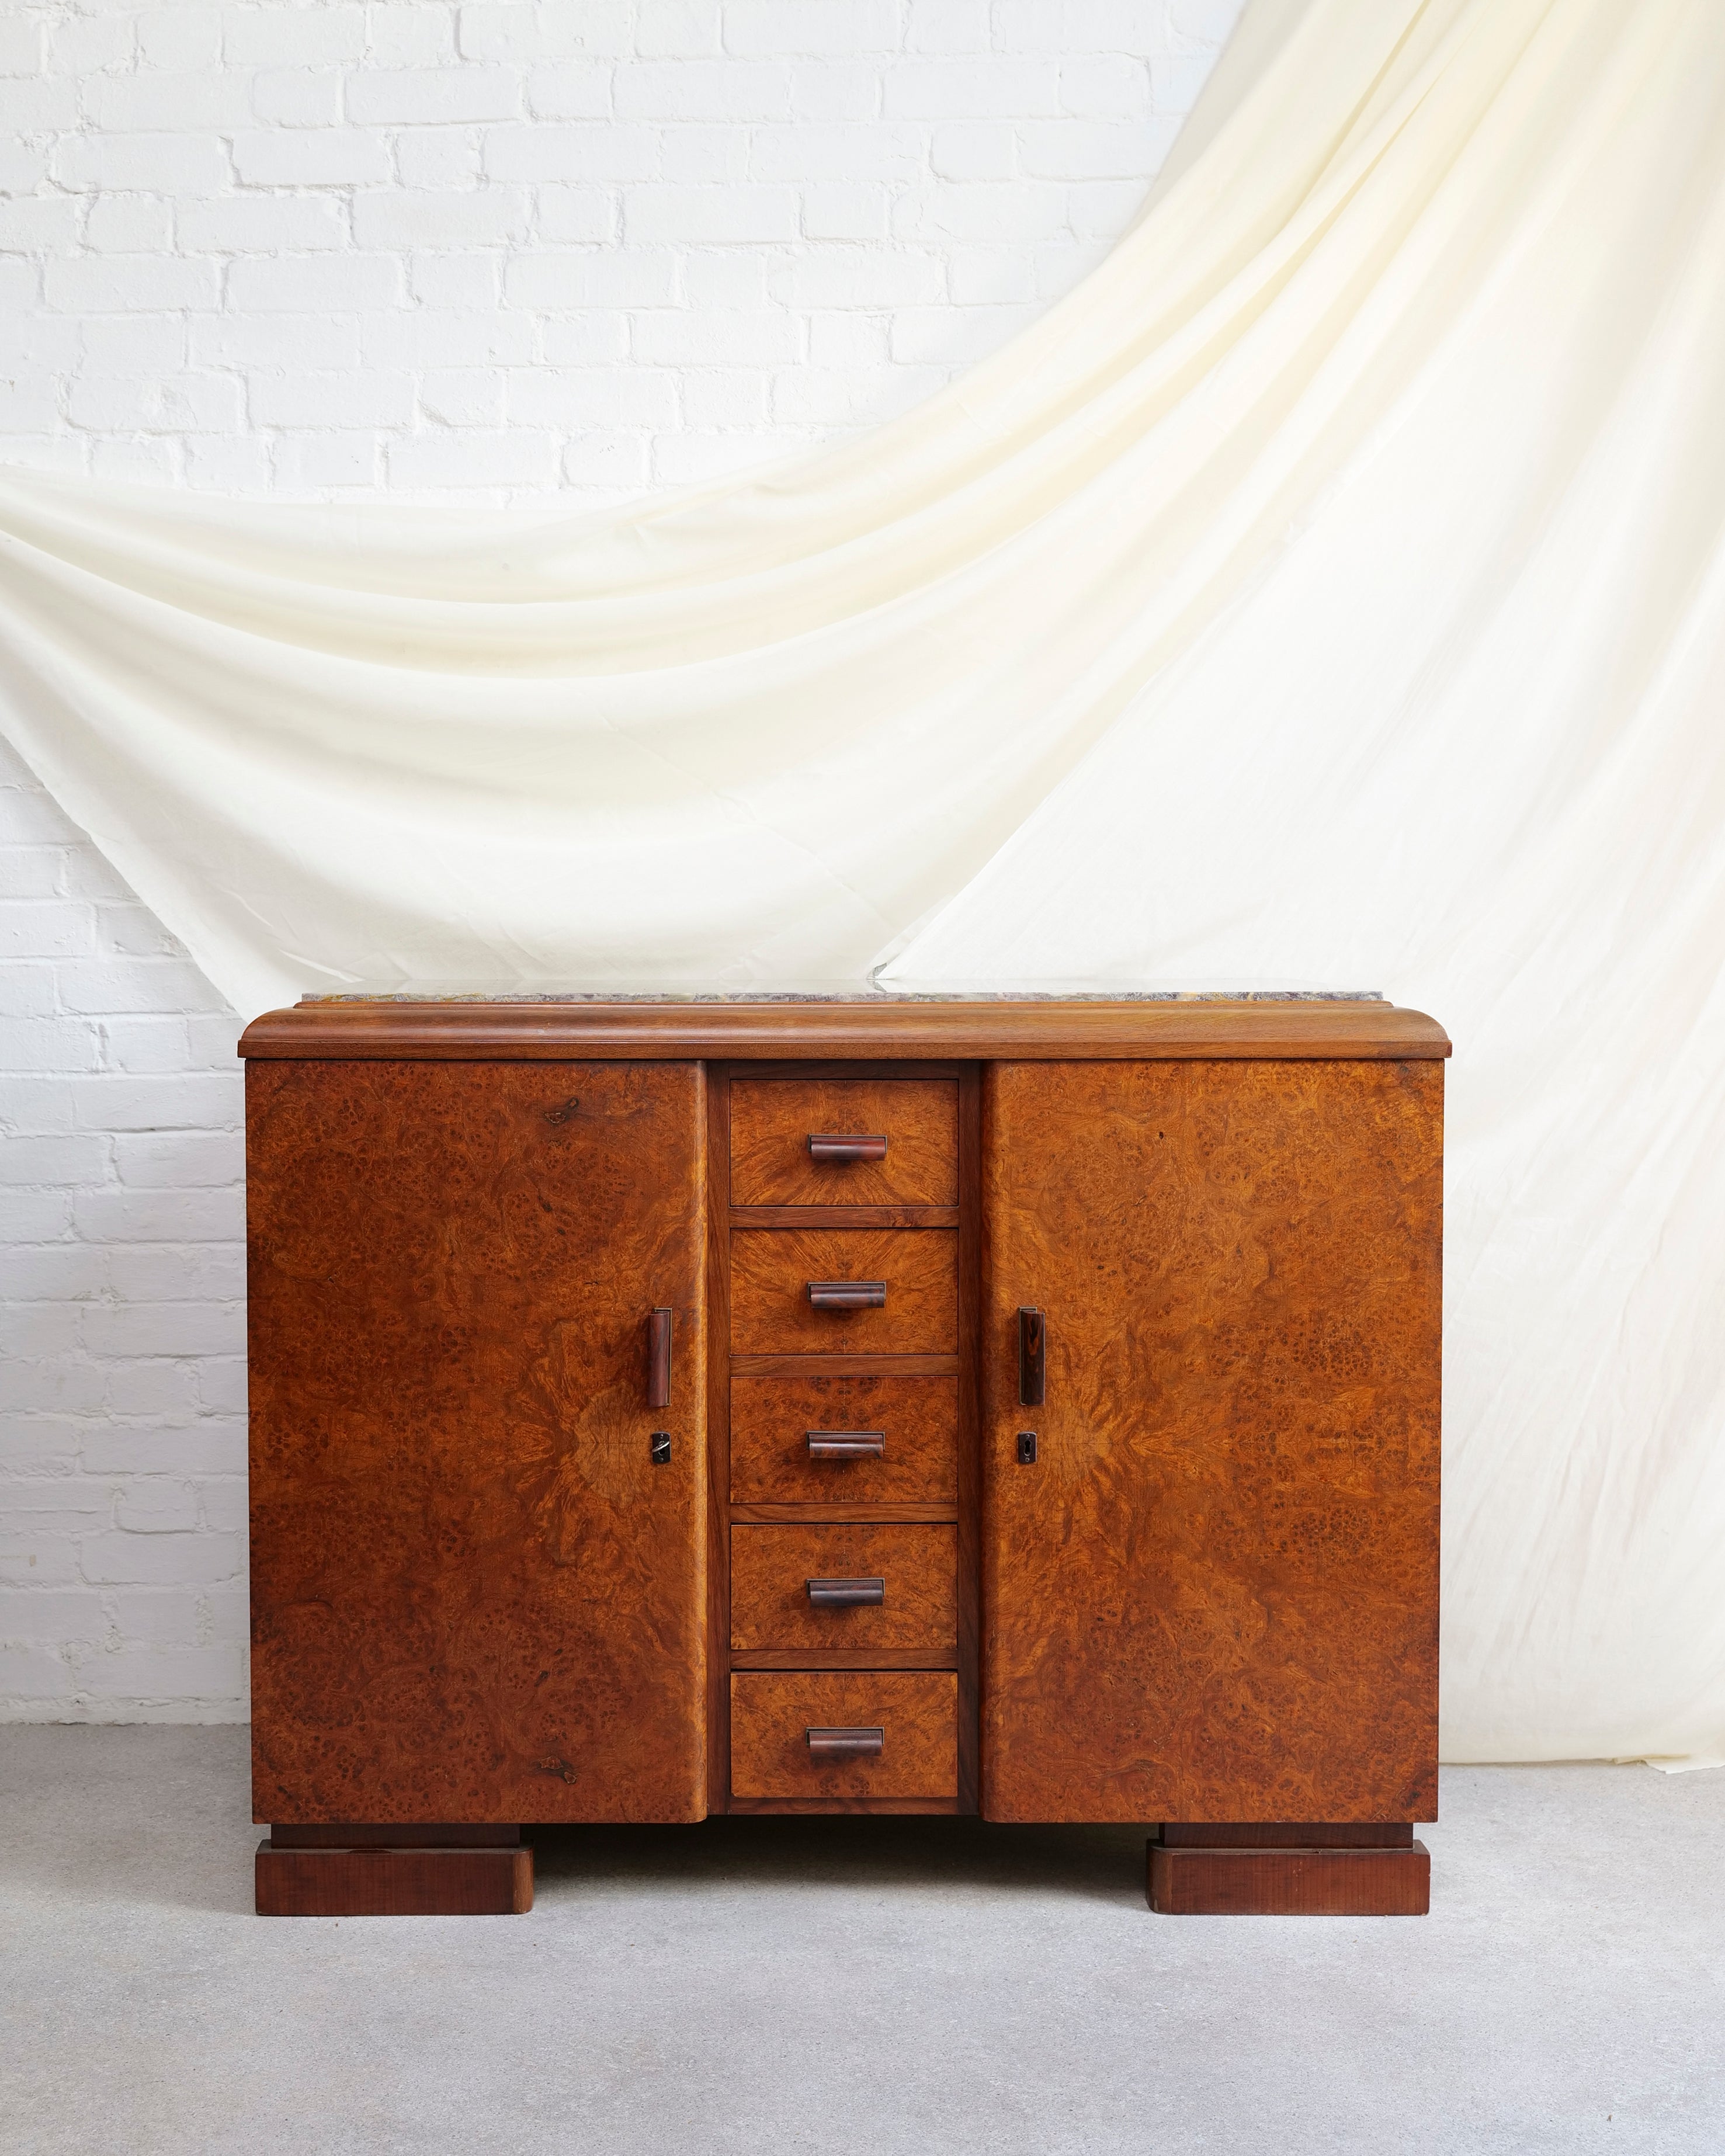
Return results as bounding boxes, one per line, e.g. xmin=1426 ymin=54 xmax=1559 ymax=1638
xmin=241 ymin=995 xmax=1448 ymax=1916
xmin=247 ymin=1060 xmax=707 ymax=1826
xmin=981 ymin=1059 xmax=1442 ymax=1825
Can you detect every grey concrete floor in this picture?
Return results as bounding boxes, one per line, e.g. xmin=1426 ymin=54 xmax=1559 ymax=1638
xmin=1 ymin=1730 xmax=1721 ymax=2155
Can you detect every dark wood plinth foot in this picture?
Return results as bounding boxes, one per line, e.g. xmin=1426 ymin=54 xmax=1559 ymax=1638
xmin=1148 ymin=1838 xmax=1430 ymax=1915
xmin=255 ymin=1838 xmax=533 ymax=1916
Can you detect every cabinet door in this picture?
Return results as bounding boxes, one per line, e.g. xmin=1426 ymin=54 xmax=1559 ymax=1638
xmin=982 ymin=1060 xmax=1441 ymax=1824
xmin=248 ymin=1060 xmax=706 ymax=1824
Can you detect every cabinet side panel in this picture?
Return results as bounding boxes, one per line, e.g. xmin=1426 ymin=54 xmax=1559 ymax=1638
xmin=247 ymin=1059 xmax=706 ymax=1824
xmin=981 ymin=1060 xmax=1441 ymax=1824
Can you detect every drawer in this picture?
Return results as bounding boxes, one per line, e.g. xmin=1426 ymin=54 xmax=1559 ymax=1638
xmin=730 ymin=1671 xmax=958 ymax=1800
xmin=730 ymin=1370 xmax=959 ymax=1505
xmin=730 ymin=1228 xmax=956 ymax=1355
xmin=730 ymin=1523 xmax=956 ymax=1651
xmin=730 ymin=1078 xmax=958 ymax=1206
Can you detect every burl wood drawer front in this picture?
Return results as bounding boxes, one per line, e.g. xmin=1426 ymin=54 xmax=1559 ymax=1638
xmin=730 ymin=1370 xmax=959 ymax=1505
xmin=730 ymin=1671 xmax=958 ymax=1799
xmin=730 ymin=1228 xmax=957 ymax=1355
xmin=730 ymin=1523 xmax=957 ymax=1651
xmin=730 ymin=1078 xmax=958 ymax=1206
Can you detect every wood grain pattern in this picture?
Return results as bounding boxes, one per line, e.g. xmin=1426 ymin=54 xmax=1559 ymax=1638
xmin=954 ymin=1061 xmax=983 ymax=1817
xmin=267 ymin=1824 xmax=520 ymax=1848
xmin=730 ymin=1077 xmax=958 ymax=1204
xmin=730 ymin=1369 xmax=959 ymax=1505
xmin=247 ymin=1058 xmax=707 ymax=1825
xmin=730 ymin=1671 xmax=958 ymax=1800
xmin=732 ymin=1353 xmax=957 ymax=1379
xmin=1160 ymin=1822 xmax=1414 ymax=1848
xmin=703 ymin=1065 xmax=734 ymax=1817
xmin=981 ymin=1058 xmax=1442 ymax=1825
xmin=1147 ymin=1841 xmax=1431 ymax=1915
xmin=245 ymin=1019 xmax=1443 ymax=1861
xmin=731 ymin=1205 xmax=959 ymax=1230
xmin=731 ymin=1504 xmax=957 ymax=1526
xmin=240 ymin=999 xmax=1452 ymax=1063
xmin=727 ymin=1796 xmax=962 ymax=1815
xmin=255 ymin=1841 xmax=533 ymax=1916
xmin=730 ymin=1523 xmax=957 ymax=1651
xmin=728 ymin=1647 xmax=960 ymax=1671
xmin=731 ymin=1228 xmax=957 ymax=1354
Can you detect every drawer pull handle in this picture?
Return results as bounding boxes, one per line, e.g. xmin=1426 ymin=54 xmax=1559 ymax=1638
xmin=807 ymin=1726 xmax=884 ymax=1760
xmin=1019 ymin=1306 xmax=1046 ymax=1407
xmin=807 ymin=1575 xmax=885 ymax=1609
xmin=808 ymin=1280 xmax=886 ymax=1310
xmin=806 ymin=1431 xmax=886 ymax=1459
xmin=808 ymin=1133 xmax=888 ymax=1163
xmin=647 ymin=1307 xmax=673 ymax=1408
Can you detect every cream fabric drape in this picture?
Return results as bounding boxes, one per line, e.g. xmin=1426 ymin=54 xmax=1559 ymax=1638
xmin=4 ymin=0 xmax=1723 ymax=1766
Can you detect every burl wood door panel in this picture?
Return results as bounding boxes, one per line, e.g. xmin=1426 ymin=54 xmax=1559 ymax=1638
xmin=982 ymin=1060 xmax=1442 ymax=1824
xmin=247 ymin=1060 xmax=706 ymax=1825
xmin=729 ymin=1524 xmax=957 ymax=1652
xmin=730 ymin=1078 xmax=959 ymax=1205
xmin=730 ymin=1369 xmax=959 ymax=1505
xmin=730 ymin=1672 xmax=958 ymax=1800
xmin=730 ymin=1228 xmax=957 ymax=1353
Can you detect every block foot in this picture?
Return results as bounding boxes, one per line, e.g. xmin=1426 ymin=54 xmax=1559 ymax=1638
xmin=1147 ymin=1830 xmax=1429 ymax=1915
xmin=255 ymin=1830 xmax=532 ymax=1916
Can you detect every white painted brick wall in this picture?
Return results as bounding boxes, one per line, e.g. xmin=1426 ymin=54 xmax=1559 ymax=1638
xmin=1 ymin=732 xmax=248 ymax=1721
xmin=0 ymin=0 xmax=1242 ymax=1721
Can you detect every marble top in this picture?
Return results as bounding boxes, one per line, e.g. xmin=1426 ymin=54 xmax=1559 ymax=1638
xmin=303 ymin=982 xmax=1385 ymax=1005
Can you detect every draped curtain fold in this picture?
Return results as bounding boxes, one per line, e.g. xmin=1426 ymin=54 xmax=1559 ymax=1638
xmin=5 ymin=0 xmax=1723 ymax=1765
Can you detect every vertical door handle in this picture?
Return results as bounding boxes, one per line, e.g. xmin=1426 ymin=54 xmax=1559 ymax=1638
xmin=1019 ymin=1307 xmax=1046 ymax=1407
xmin=647 ymin=1307 xmax=672 ymax=1408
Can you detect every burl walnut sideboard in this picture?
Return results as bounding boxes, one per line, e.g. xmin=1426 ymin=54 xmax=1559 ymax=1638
xmin=238 ymin=992 xmax=1448 ymax=1918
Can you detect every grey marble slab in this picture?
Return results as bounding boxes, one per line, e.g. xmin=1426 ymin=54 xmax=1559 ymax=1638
xmin=302 ymin=981 xmax=1386 ymax=1005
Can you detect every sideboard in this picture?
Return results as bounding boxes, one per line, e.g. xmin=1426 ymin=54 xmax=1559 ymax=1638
xmin=238 ymin=992 xmax=1448 ymax=1917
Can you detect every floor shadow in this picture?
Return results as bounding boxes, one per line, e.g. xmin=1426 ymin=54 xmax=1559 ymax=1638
xmin=5 ymin=1727 xmax=1154 ymax=1918
xmin=526 ymin=1814 xmax=1153 ymax=1908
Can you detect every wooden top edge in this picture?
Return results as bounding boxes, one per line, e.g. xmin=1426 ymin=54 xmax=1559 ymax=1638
xmin=240 ymin=999 xmax=1450 ymax=1060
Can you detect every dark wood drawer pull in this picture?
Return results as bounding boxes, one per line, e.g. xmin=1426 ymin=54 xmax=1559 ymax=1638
xmin=807 ymin=1576 xmax=886 ymax=1609
xmin=647 ymin=1307 xmax=672 ymax=1408
xmin=1019 ymin=1305 xmax=1046 ymax=1407
xmin=806 ymin=1431 xmax=886 ymax=1459
xmin=807 ymin=1726 xmax=884 ymax=1759
xmin=808 ymin=1134 xmax=888 ymax=1163
xmin=808 ymin=1280 xmax=886 ymax=1310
